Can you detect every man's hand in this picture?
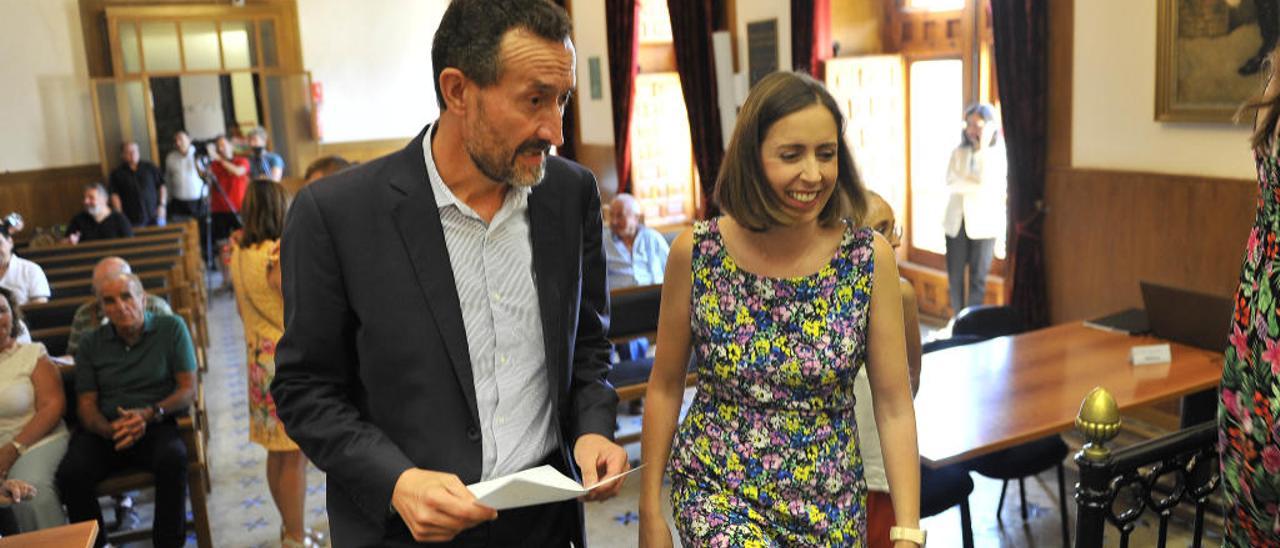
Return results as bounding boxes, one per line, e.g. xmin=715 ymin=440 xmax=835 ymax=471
xmin=66 ymin=232 xmax=80 ymax=245
xmin=573 ymin=433 xmax=629 ymax=502
xmin=391 ymin=468 xmax=497 ymax=543
xmin=111 ymin=408 xmax=148 ymax=450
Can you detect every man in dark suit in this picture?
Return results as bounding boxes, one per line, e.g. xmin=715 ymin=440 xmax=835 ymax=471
xmin=271 ymin=1 xmax=627 ymax=546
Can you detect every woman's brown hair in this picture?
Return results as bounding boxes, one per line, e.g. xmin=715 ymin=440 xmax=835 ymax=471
xmin=714 ymin=71 xmax=867 ymax=230
xmin=239 ymin=179 xmax=291 ymax=248
xmin=1243 ymin=49 xmax=1280 ymax=150
xmin=0 ymin=287 xmax=23 ymax=339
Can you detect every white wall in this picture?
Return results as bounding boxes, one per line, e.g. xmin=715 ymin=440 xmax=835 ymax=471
xmin=572 ymin=0 xmax=615 ymax=145
xmin=297 ymin=0 xmax=447 ymax=143
xmin=0 ymin=0 xmax=97 ymax=171
xmin=1073 ymin=0 xmax=1253 ymax=180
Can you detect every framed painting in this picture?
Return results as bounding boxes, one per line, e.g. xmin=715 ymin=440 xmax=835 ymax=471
xmin=1156 ymin=0 xmax=1270 ymax=123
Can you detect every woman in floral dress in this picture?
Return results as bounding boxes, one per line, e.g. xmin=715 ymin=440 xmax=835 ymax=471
xmin=230 ymin=180 xmax=312 ymax=547
xmin=1221 ymin=52 xmax=1280 ymax=546
xmin=639 ymin=72 xmax=922 ymax=547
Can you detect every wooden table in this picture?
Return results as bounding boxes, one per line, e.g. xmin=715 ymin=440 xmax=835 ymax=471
xmin=916 ymin=322 xmax=1224 ymax=467
xmin=0 ymin=520 xmax=98 ymax=547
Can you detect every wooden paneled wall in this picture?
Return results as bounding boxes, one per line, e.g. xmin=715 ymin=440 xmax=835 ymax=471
xmin=1043 ymin=168 xmax=1254 ymax=324
xmin=0 ymin=165 xmax=100 ymax=233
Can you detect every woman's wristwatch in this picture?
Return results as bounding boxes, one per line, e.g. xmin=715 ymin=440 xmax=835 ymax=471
xmin=889 ymin=526 xmax=927 ymax=546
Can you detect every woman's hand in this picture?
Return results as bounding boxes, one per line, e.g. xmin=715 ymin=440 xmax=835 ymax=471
xmin=0 ymin=479 xmax=35 ymax=504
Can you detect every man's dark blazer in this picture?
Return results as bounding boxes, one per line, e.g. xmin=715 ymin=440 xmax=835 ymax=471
xmin=271 ymin=125 xmax=617 ymax=546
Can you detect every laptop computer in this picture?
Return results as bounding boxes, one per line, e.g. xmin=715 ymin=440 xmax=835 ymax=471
xmin=1140 ymin=281 xmax=1234 ymax=352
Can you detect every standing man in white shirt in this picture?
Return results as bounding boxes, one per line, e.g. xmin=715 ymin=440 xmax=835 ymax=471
xmin=163 ymin=131 xmax=207 ymax=222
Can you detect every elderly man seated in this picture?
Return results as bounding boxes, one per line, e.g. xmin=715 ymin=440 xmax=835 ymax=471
xmin=605 ymin=193 xmax=669 ymax=290
xmin=54 ymin=272 xmax=196 ymax=548
xmin=64 ymin=257 xmax=173 ymax=362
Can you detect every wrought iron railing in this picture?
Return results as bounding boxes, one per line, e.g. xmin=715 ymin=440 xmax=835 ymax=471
xmin=1072 ymin=387 xmax=1220 ymax=548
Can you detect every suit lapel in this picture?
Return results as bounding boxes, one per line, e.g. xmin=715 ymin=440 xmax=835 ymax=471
xmin=388 ymin=129 xmax=479 ymax=423
xmin=528 ymin=184 xmax=564 ymax=396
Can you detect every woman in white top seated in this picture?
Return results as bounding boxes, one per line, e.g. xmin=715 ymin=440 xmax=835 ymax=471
xmin=0 ymin=229 xmax=50 ymax=306
xmin=0 ymin=286 xmax=68 ymax=530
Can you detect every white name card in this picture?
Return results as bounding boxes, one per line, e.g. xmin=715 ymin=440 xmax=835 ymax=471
xmin=1131 ymin=344 xmax=1172 ymax=366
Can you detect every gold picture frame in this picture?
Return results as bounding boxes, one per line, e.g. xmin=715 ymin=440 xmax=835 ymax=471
xmin=1156 ymin=0 xmax=1266 ymax=124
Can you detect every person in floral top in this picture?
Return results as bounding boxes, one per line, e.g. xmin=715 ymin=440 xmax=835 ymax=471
xmin=229 ymin=179 xmax=315 ymax=547
xmin=639 ymin=71 xmax=922 ymax=547
xmin=1221 ymin=49 xmax=1280 ymax=546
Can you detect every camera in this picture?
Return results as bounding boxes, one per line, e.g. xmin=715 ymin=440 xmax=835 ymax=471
xmin=1 ymin=212 xmax=24 ymax=235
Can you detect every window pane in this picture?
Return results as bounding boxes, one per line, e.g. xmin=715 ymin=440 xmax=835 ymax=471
xmin=630 ymin=72 xmax=694 ymax=226
xmin=908 ymin=59 xmax=962 ymax=256
xmin=181 ymin=20 xmax=221 ymax=71
xmin=907 ymin=0 xmax=965 ymax=11
xmin=229 ymin=72 xmax=261 ymax=131
xmin=140 ymin=21 xmax=181 ymax=72
xmin=259 ymin=19 xmax=278 ymax=68
xmin=638 ymin=1 xmax=673 ymax=44
xmin=221 ymin=20 xmax=258 ymax=69
xmin=119 ymin=21 xmax=141 ymax=73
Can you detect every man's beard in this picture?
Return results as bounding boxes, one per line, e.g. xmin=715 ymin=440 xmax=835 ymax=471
xmin=466 ymin=104 xmax=552 ymax=188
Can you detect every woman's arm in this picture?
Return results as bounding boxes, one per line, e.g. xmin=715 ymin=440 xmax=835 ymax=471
xmin=865 ymin=235 xmax=922 ymax=546
xmin=0 ymin=355 xmax=66 ymax=476
xmin=945 ymin=147 xmax=983 ymax=194
xmin=898 ymin=278 xmax=922 ymax=396
xmin=16 ymin=355 xmax=65 ymax=447
xmin=638 ymin=229 xmax=695 ymax=548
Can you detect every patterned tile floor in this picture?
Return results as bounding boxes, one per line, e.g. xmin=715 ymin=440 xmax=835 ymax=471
xmin=111 ymin=282 xmax=1219 ymax=546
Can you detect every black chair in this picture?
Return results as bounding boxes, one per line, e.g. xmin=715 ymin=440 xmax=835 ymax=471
xmin=922 ymin=463 xmax=975 ymax=548
xmin=953 ymin=305 xmax=1071 ymax=546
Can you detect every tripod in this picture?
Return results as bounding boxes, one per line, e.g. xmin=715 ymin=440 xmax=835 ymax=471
xmin=197 ymin=167 xmax=242 ymax=296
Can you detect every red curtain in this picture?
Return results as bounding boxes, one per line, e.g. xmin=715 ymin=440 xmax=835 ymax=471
xmin=667 ymin=0 xmax=725 ymax=217
xmin=991 ymin=0 xmax=1050 ymax=328
xmin=790 ymin=0 xmax=831 ymax=78
xmin=605 ymin=0 xmax=640 ymax=193
xmin=551 ymin=0 xmax=577 ymax=160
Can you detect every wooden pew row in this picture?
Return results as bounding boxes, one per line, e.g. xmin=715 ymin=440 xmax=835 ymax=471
xmin=19 ymin=232 xmax=183 ymax=261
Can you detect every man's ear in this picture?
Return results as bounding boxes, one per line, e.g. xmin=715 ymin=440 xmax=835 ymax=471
xmin=438 ymin=68 xmax=471 ymax=114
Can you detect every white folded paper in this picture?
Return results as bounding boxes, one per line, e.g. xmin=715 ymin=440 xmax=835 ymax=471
xmin=467 ymin=464 xmax=643 ymax=510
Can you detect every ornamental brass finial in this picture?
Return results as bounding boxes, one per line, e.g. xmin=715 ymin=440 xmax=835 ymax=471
xmin=1075 ymin=387 xmax=1121 ymax=461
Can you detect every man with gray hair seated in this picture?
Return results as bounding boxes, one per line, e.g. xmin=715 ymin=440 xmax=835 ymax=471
xmin=604 ymin=193 xmax=670 ymax=290
xmin=64 ymin=257 xmax=173 ymax=362
xmin=55 ymin=272 xmax=196 ymax=548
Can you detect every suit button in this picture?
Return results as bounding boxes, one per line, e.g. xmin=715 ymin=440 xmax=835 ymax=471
xmin=466 ymin=426 xmax=480 ymax=441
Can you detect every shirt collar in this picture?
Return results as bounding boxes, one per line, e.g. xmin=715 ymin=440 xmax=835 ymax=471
xmin=421 ymin=122 xmax=532 ymax=216
xmin=108 ymin=311 xmax=155 ymax=342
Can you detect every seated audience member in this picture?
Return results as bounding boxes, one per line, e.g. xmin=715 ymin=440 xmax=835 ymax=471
xmin=247 ymin=127 xmax=285 ymax=182
xmin=0 ymin=287 xmax=68 ymax=532
xmin=55 ymin=273 xmax=197 ymax=548
xmin=302 ymin=155 xmax=352 ymax=184
xmin=605 ymin=193 xmax=669 ymax=290
xmin=163 ymin=131 xmax=206 ymax=222
xmin=856 ymin=190 xmax=923 ymax=547
xmin=0 ymin=228 xmax=49 ymax=305
xmin=109 ymin=142 xmax=166 ymax=228
xmin=65 ymin=257 xmax=173 ymax=361
xmin=66 ymin=183 xmax=133 ymax=244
